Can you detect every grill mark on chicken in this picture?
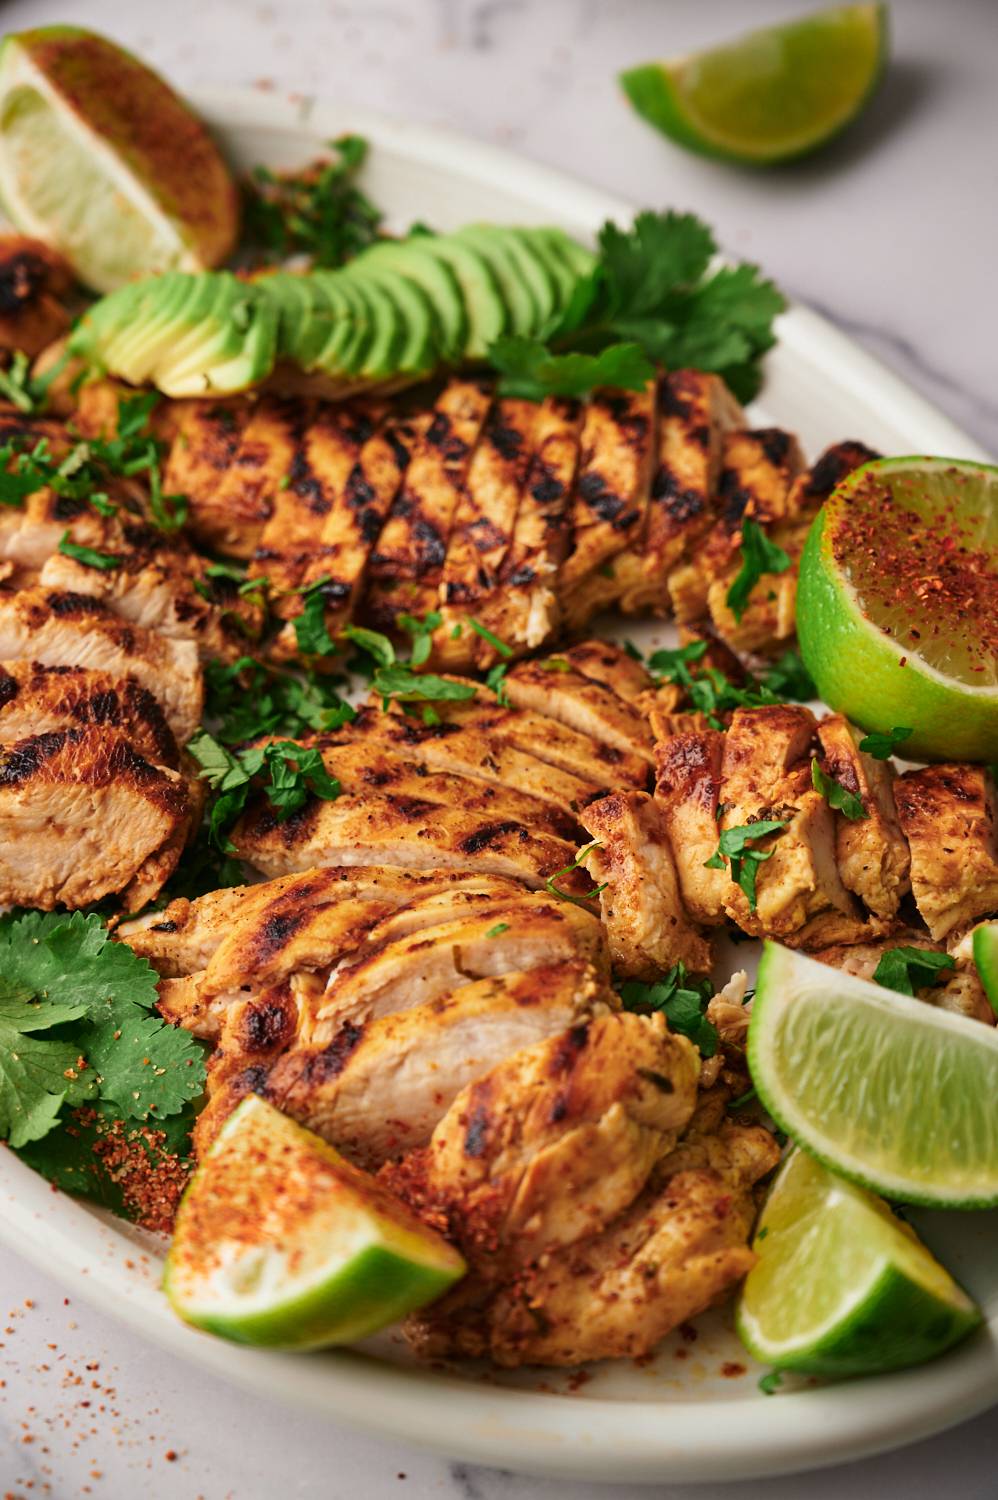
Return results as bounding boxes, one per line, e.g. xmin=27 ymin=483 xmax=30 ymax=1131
xmin=293 ymin=1019 xmax=367 ymax=1085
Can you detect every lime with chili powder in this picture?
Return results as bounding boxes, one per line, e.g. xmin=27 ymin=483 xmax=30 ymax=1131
xmin=797 ymin=456 xmax=998 ymax=762
xmin=164 ymin=1095 xmax=465 ymax=1349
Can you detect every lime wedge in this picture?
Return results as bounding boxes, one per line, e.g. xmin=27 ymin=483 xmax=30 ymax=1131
xmin=972 ymin=922 xmax=998 ymax=1016
xmin=737 ymin=1149 xmax=981 ymax=1376
xmin=797 ymin=456 xmax=998 ymax=762
xmin=164 ymin=1096 xmax=465 ymax=1349
xmin=748 ymin=942 xmax=998 ymax=1208
xmin=0 ymin=27 xmax=238 ymax=291
xmin=620 ymin=5 xmax=888 ymax=166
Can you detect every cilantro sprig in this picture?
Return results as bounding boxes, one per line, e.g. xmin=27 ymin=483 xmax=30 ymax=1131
xmin=545 ymin=840 xmax=608 ymax=908
xmin=811 ymin=759 xmax=868 ymax=821
xmin=0 ymin=911 xmax=205 ymax=1152
xmin=705 ymin=820 xmax=788 ymax=912
xmin=203 ymin=655 xmax=356 ymax=744
xmin=858 ymin=726 xmax=913 ymax=760
xmin=486 ymin=210 xmax=784 ymax=401
xmin=873 ymin=946 xmax=956 ymax=998
xmin=617 ymin=961 xmax=717 ymax=1056
xmin=187 ymin=733 xmax=341 ymax=851
xmin=342 ymin=622 xmax=478 ymax=711
xmin=241 ymin=134 xmax=382 ymax=268
xmin=648 ymin=639 xmax=813 ymax=730
xmin=725 ymin=517 xmax=792 ymax=622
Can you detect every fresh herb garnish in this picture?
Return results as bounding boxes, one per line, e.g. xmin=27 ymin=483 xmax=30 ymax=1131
xmin=0 ymin=911 xmax=205 ymax=1151
xmin=858 ymin=726 xmax=914 ymax=760
xmin=486 ymin=661 xmax=510 ymax=706
xmin=343 ymin=622 xmax=477 ymax=710
xmin=397 ymin=610 xmax=442 ymax=667
xmin=873 ymin=946 xmax=955 ymax=998
xmin=647 ymin=639 xmax=813 ymax=728
xmin=705 ymin=819 xmax=788 ymax=912
xmin=544 ymin=841 xmax=607 ymax=908
xmin=617 ymin=961 xmax=718 ymax=1056
xmin=469 ymin=618 xmax=514 ymax=658
xmin=57 ymin=532 xmax=120 ymax=571
xmin=811 ymin=758 xmax=868 ymax=821
xmin=204 ymin=655 xmax=355 ymax=744
xmin=725 ymin=518 xmax=792 ymax=622
xmin=729 ymin=1086 xmax=758 ymax=1109
xmin=486 ymin=210 xmax=784 ymax=401
xmin=294 ymin=577 xmax=339 ymax=657
xmin=485 ymin=922 xmax=510 ymax=938
xmin=187 ymin=733 xmax=341 ymax=850
xmin=758 ymin=1370 xmax=784 ymax=1396
xmin=758 ymin=649 xmax=816 ymax=703
xmin=242 ymin=134 xmax=382 ymax=268
xmin=0 ymin=349 xmax=61 ymax=414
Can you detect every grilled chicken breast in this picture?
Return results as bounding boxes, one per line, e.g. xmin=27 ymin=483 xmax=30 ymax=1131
xmin=503 ymin=656 xmax=655 ymax=768
xmin=654 ymin=727 xmax=730 ymax=924
xmin=0 ymin=587 xmax=203 ymax=743
xmin=811 ymin=934 xmax=994 ymax=1024
xmin=0 ymin=238 xmax=72 ymax=358
xmin=0 ymin=660 xmax=179 ymax=769
xmin=816 ymin=713 xmax=911 ymax=918
xmin=893 ymin=764 xmax=998 ymax=940
xmin=0 ymin=726 xmax=190 ymax=909
xmin=580 ymin=789 xmax=712 ymax=978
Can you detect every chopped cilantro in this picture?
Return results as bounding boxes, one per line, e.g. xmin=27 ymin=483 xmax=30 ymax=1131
xmin=485 ymin=922 xmax=510 ymax=938
xmin=758 ymin=1370 xmax=784 ymax=1396
xmin=811 ymin=758 xmax=868 ymax=821
xmin=705 ymin=819 xmax=788 ymax=912
xmin=725 ymin=518 xmax=791 ymax=622
xmin=858 ymin=726 xmax=914 ymax=760
xmin=469 ymin=618 xmax=514 ymax=658
xmin=873 ymin=946 xmax=955 ymax=998
xmin=617 ymin=962 xmax=717 ymax=1056
xmin=373 ymin=665 xmax=476 ymax=706
xmin=203 ymin=655 xmax=355 ymax=744
xmin=759 ymin=649 xmax=816 ymax=702
xmin=294 ymin=578 xmax=339 ymax=657
xmin=58 ymin=532 xmax=120 ymax=571
xmin=241 ymin=134 xmax=382 ymax=268
xmin=486 ymin=661 xmax=510 ymax=706
xmin=488 ymin=337 xmax=654 ymax=400
xmin=187 ymin=732 xmax=341 ymax=851
xmin=397 ymin=610 xmax=441 ymax=667
xmin=544 ymin=840 xmax=607 ymax=909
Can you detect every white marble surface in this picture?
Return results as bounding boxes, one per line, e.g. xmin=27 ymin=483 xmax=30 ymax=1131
xmin=1 ymin=0 xmax=997 ymax=1494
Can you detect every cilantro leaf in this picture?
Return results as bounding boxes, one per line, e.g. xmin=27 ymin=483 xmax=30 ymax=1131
xmin=294 ymin=579 xmax=339 ymax=657
xmin=485 ymin=660 xmax=510 ymax=705
xmin=397 ymin=610 xmax=441 ymax=667
xmin=241 ymin=134 xmax=382 ymax=268
xmin=725 ymin=518 xmax=791 ymax=622
xmin=811 ymin=758 xmax=868 ymax=821
xmin=647 ymin=639 xmax=709 ymax=684
xmin=759 ymin=649 xmax=816 ymax=703
xmin=858 ymin=726 xmax=914 ymax=760
xmin=487 ymin=335 xmax=654 ymax=400
xmin=617 ymin=961 xmax=718 ymax=1056
xmin=0 ymin=910 xmax=159 ymax=1018
xmin=758 ymin=1370 xmax=784 ymax=1396
xmin=372 ymin=665 xmax=477 ymax=704
xmin=705 ymin=819 xmax=788 ymax=912
xmin=469 ymin=618 xmax=514 ymax=658
xmin=188 ymin=731 xmax=341 ymax=849
xmin=545 ymin=840 xmax=607 ymax=909
xmin=58 ymin=531 xmax=120 ymax=571
xmin=343 ymin=622 xmax=396 ymax=668
xmin=873 ymin=946 xmax=956 ymax=998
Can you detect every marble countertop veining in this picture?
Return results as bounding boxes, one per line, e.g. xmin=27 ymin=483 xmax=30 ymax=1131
xmin=1 ymin=1 xmax=997 ymax=1496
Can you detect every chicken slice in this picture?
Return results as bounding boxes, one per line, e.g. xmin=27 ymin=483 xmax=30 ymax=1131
xmin=893 ymin=764 xmax=998 ymax=940
xmin=0 ymin=726 xmax=190 ymax=910
xmin=0 ymin=661 xmax=179 ymax=769
xmin=312 ymin=895 xmax=607 ymax=1034
xmin=463 ymin=395 xmax=582 ymax=658
xmin=638 ymin=371 xmax=745 ymax=614
xmin=719 ymin=705 xmax=861 ymax=943
xmin=580 ymin=790 xmax=711 ymax=978
xmin=558 ymin=384 xmax=657 ymax=630
xmin=816 ymin=713 xmax=911 ymax=918
xmin=336 ymin=705 xmax=596 ymax=821
xmin=117 ymin=883 xmax=273 ymax=977
xmin=654 ymin=727 xmax=730 ymax=924
xmin=0 ymin=238 xmax=72 ymax=358
xmin=667 ymin=427 xmax=804 ymax=623
xmin=232 ymin=789 xmax=586 ymax=893
xmin=266 ymin=961 xmax=606 ymax=1168
xmin=365 ymin=378 xmax=493 ymax=626
xmin=408 ymin=1119 xmax=778 ymax=1366
xmin=0 ymin=587 xmax=202 ymax=743
xmin=389 ymin=1009 xmax=699 ymax=1278
xmin=811 ymin=934 xmax=994 ymax=1025
xmin=503 ymin=657 xmax=654 ymax=768
xmin=161 ymin=399 xmax=255 ymax=555
xmin=555 ymin=638 xmax=653 ymax=703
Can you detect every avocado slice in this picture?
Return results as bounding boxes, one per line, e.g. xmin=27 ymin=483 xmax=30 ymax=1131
xmin=356 ymin=237 xmax=467 ymax=360
xmin=258 ymin=270 xmax=334 ymax=364
xmin=71 ymin=274 xmax=172 ymax=378
xmin=310 ymin=270 xmax=376 ymax=381
xmin=451 ymin=225 xmax=538 ymax=339
xmin=352 ymin=263 xmax=438 ymax=377
xmin=471 ymin=226 xmax=559 ymax=334
xmin=339 ymin=267 xmax=405 ymax=379
xmin=109 ymin=273 xmax=219 ymax=379
xmin=411 ymin=236 xmax=506 ymax=359
xmin=155 ymin=274 xmax=278 ymax=395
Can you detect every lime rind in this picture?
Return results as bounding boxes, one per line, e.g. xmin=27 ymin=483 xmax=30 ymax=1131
xmin=748 ymin=942 xmax=998 ymax=1209
xmin=620 ymin=4 xmax=888 ymax=166
xmin=737 ymin=1150 xmax=981 ymax=1376
xmin=972 ymin=922 xmax=998 ymax=1016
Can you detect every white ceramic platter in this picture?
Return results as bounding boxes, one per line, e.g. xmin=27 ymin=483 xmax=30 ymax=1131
xmin=1 ymin=90 xmax=996 ymax=1485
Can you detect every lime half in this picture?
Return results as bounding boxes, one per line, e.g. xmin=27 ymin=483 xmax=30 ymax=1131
xmin=164 ymin=1096 xmax=465 ymax=1349
xmin=748 ymin=942 xmax=998 ymax=1208
xmin=972 ymin=922 xmax=998 ymax=1016
xmin=737 ymin=1149 xmax=981 ymax=1377
xmin=0 ymin=27 xmax=239 ymax=291
xmin=620 ymin=5 xmax=887 ymax=166
xmin=797 ymin=456 xmax=998 ymax=762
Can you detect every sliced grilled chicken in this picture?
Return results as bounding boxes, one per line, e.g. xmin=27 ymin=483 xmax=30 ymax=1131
xmin=0 ymin=660 xmax=179 ymax=769
xmin=267 ymin=960 xmax=606 ymax=1168
xmin=270 ymin=413 xmax=420 ymax=658
xmin=410 ymin=1118 xmax=778 ymax=1366
xmin=893 ymin=764 xmax=998 ymax=940
xmin=558 ymin=384 xmax=657 ymax=629
xmin=638 ymin=371 xmax=745 ymax=615
xmin=811 ymin=934 xmax=995 ymax=1024
xmin=232 ymin=788 xmax=587 ymax=893
xmin=161 ymin=399 xmax=256 ymax=555
xmin=580 ymin=789 xmax=711 ymax=978
xmin=118 ymin=883 xmax=272 ymax=977
xmin=556 ymin=638 xmax=653 ymax=703
xmin=816 ymin=714 xmax=911 ymax=918
xmin=390 ymin=1009 xmax=700 ymax=1277
xmin=337 ymin=705 xmax=597 ymax=820
xmin=311 ymin=895 xmax=608 ymax=1033
xmin=464 ymin=395 xmax=583 ymax=659
xmin=503 ymin=656 xmax=655 ymax=769
xmin=0 ymin=238 xmax=72 ymax=358
xmin=654 ymin=727 xmax=730 ymax=924
xmin=432 ymin=397 xmax=539 ymax=667
xmin=718 ymin=705 xmax=862 ymax=944
xmin=366 ymin=378 xmax=493 ymax=627
xmin=0 ymin=587 xmax=202 ymax=743
xmin=667 ymin=427 xmax=804 ymax=623
xmin=0 ymin=726 xmax=190 ymax=909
